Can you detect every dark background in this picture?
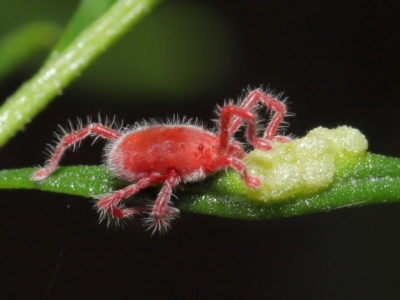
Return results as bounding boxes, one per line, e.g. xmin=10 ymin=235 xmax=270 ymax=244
xmin=1 ymin=0 xmax=400 ymax=299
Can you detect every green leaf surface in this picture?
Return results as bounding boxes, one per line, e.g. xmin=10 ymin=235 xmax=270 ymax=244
xmin=1 ymin=153 xmax=400 ymax=220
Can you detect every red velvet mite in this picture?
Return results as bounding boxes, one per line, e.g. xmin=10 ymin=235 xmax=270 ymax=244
xmin=32 ymin=88 xmax=290 ymax=233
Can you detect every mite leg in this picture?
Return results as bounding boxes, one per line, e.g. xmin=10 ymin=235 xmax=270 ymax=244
xmin=219 ymin=105 xmax=274 ymax=152
xmin=95 ymin=176 xmax=154 ymax=225
xmin=32 ymin=123 xmax=122 ymax=181
xmin=227 ymin=89 xmax=290 ymax=141
xmin=145 ymin=170 xmax=181 ymax=233
xmin=206 ymin=155 xmax=261 ymax=188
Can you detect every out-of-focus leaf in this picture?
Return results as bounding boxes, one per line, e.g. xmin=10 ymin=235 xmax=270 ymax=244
xmin=0 ymin=22 xmax=61 ymax=81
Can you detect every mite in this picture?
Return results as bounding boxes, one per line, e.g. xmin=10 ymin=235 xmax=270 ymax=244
xmin=32 ymin=88 xmax=290 ymax=233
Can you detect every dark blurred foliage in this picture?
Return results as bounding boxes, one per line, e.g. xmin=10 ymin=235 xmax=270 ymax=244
xmin=1 ymin=0 xmax=400 ymax=299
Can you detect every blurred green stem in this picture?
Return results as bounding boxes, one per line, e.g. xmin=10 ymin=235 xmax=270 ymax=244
xmin=0 ymin=22 xmax=61 ymax=81
xmin=0 ymin=0 xmax=162 ymax=148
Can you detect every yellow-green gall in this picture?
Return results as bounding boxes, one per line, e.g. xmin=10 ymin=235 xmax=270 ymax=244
xmin=243 ymin=126 xmax=368 ymax=202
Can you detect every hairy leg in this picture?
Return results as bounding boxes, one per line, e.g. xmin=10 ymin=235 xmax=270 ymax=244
xmin=145 ymin=169 xmax=181 ymax=233
xmin=32 ymin=123 xmax=122 ymax=181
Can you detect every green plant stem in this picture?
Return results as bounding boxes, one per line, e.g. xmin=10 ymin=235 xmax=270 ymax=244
xmin=0 ymin=0 xmax=162 ymax=148
xmin=51 ymin=0 xmax=117 ymax=54
xmin=1 ymin=153 xmax=400 ymax=220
